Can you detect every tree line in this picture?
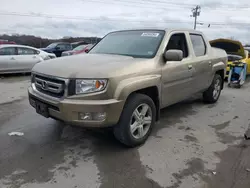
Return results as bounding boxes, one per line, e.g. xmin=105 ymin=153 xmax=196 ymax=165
xmin=0 ymin=34 xmax=102 ymax=48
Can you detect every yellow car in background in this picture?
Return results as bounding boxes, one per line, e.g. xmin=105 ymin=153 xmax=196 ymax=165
xmin=210 ymin=39 xmax=250 ymax=79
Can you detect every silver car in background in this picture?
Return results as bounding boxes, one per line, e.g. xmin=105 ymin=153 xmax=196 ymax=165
xmin=0 ymin=44 xmax=56 ymax=74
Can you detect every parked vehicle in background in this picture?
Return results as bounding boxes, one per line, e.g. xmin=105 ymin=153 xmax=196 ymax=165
xmin=61 ymin=44 xmax=94 ymax=56
xmin=71 ymin=41 xmax=89 ymax=48
xmin=40 ymin=42 xmax=72 ymax=57
xmin=245 ymin=46 xmax=250 ymax=57
xmin=0 ymin=44 xmax=56 ymax=74
xmin=0 ymin=40 xmax=16 ymax=45
xmin=83 ymin=44 xmax=94 ymax=53
xmin=210 ymin=38 xmax=250 ymax=78
xmin=28 ymin=29 xmax=227 ymax=147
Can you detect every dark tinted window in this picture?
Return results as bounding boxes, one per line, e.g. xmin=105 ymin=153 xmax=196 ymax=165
xmin=17 ymin=47 xmax=37 ymax=55
xmin=57 ymin=44 xmax=71 ymax=50
xmin=66 ymin=44 xmax=72 ymax=50
xmin=190 ymin=34 xmax=206 ymax=56
xmin=57 ymin=44 xmax=67 ymax=50
xmin=89 ymin=30 xmax=165 ymax=58
xmin=166 ymin=33 xmax=188 ymax=58
xmin=0 ymin=47 xmax=16 ymax=55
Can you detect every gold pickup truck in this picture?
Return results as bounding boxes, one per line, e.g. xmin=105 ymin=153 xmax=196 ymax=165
xmin=28 ymin=29 xmax=227 ymax=147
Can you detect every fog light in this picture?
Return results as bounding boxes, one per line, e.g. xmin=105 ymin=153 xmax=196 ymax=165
xmin=93 ymin=112 xmax=106 ymax=121
xmin=79 ymin=112 xmax=92 ymax=120
xmin=78 ymin=112 xmax=106 ymax=121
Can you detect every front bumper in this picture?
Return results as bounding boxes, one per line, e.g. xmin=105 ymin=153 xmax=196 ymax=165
xmin=28 ymin=86 xmax=124 ymax=127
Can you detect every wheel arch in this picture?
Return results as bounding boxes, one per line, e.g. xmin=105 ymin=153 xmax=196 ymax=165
xmin=114 ymin=75 xmax=161 ymax=122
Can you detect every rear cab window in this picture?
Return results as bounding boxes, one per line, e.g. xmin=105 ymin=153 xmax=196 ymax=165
xmin=190 ymin=34 xmax=206 ymax=57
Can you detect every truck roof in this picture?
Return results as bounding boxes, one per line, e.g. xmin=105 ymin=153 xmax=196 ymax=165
xmin=110 ymin=28 xmax=203 ymax=35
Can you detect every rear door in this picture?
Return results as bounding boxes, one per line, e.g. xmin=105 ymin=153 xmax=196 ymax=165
xmin=17 ymin=47 xmax=41 ymax=71
xmin=0 ymin=47 xmax=18 ymax=73
xmin=188 ymin=33 xmax=212 ymax=92
xmin=161 ymin=32 xmax=194 ymax=107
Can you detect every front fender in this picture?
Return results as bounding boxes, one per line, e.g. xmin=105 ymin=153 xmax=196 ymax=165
xmin=114 ymin=75 xmax=161 ymax=101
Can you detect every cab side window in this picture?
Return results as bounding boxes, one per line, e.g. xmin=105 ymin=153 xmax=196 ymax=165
xmin=190 ymin=34 xmax=206 ymax=57
xmin=0 ymin=47 xmax=16 ymax=55
xmin=166 ymin=33 xmax=189 ymax=58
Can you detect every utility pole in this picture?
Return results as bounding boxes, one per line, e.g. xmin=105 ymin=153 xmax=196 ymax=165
xmin=191 ymin=5 xmax=201 ymax=30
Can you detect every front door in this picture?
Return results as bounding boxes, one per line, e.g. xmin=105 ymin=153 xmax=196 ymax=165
xmin=161 ymin=32 xmax=194 ymax=107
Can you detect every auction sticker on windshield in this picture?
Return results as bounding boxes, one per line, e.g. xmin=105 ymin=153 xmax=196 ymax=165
xmin=141 ymin=33 xmax=159 ymax=37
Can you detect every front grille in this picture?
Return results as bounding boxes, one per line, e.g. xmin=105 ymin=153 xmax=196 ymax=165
xmin=34 ymin=74 xmax=66 ymax=98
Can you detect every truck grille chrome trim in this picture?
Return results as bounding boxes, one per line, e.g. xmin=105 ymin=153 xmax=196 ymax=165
xmin=35 ymin=77 xmax=64 ymax=94
xmin=33 ymin=74 xmax=68 ymax=98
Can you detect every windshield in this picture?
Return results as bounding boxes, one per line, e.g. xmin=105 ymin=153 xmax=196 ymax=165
xmin=89 ymin=30 xmax=165 ymax=58
xmin=46 ymin=43 xmax=58 ymax=48
xmin=73 ymin=45 xmax=87 ymax=51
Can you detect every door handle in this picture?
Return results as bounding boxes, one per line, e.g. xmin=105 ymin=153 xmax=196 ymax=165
xmin=33 ymin=56 xmax=37 ymax=58
xmin=208 ymin=61 xmax=212 ymax=66
xmin=10 ymin=57 xmax=15 ymax=60
xmin=188 ymin=65 xmax=193 ymax=70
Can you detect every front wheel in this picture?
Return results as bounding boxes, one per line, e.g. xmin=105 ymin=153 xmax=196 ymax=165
xmin=203 ymin=74 xmax=222 ymax=103
xmin=113 ymin=93 xmax=156 ymax=147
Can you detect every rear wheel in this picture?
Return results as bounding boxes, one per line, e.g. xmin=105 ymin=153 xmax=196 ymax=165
xmin=113 ymin=93 xmax=156 ymax=147
xmin=203 ymin=74 xmax=222 ymax=103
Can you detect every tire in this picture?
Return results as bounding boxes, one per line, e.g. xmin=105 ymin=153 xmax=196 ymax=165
xmin=113 ymin=93 xmax=156 ymax=148
xmin=203 ymin=74 xmax=222 ymax=103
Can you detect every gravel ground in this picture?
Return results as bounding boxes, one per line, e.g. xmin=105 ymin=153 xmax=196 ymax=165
xmin=0 ymin=75 xmax=250 ymax=188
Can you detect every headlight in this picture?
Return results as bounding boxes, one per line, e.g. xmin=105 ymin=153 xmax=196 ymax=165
xmin=43 ymin=56 xmax=51 ymax=60
xmin=75 ymin=79 xmax=108 ymax=94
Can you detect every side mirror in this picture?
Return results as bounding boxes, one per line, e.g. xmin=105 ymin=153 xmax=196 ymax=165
xmin=85 ymin=49 xmax=89 ymax=53
xmin=164 ymin=50 xmax=183 ymax=61
xmin=55 ymin=46 xmax=60 ymax=50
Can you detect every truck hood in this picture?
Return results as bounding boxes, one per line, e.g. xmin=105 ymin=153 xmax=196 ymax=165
xmin=210 ymin=38 xmax=245 ymax=58
xmin=32 ymin=53 xmax=149 ymax=78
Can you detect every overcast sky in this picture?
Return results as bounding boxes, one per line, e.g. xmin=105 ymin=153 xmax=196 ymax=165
xmin=0 ymin=0 xmax=250 ymax=43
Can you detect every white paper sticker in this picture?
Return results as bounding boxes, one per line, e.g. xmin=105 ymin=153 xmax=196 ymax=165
xmin=141 ymin=33 xmax=159 ymax=37
xmin=8 ymin=132 xmax=24 ymax=136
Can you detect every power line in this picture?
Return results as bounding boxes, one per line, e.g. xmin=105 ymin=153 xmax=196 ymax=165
xmin=0 ymin=11 xmax=193 ymax=23
xmin=0 ymin=11 xmax=250 ymax=28
xmin=84 ymin=0 xmax=192 ymax=10
xmin=85 ymin=0 xmax=250 ymax=10
xmin=128 ymin=0 xmax=195 ymax=7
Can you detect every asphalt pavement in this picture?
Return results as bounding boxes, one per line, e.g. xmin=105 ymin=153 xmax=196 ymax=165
xmin=0 ymin=75 xmax=250 ymax=188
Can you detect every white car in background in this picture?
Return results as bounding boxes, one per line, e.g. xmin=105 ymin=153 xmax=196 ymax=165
xmin=0 ymin=44 xmax=56 ymax=74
